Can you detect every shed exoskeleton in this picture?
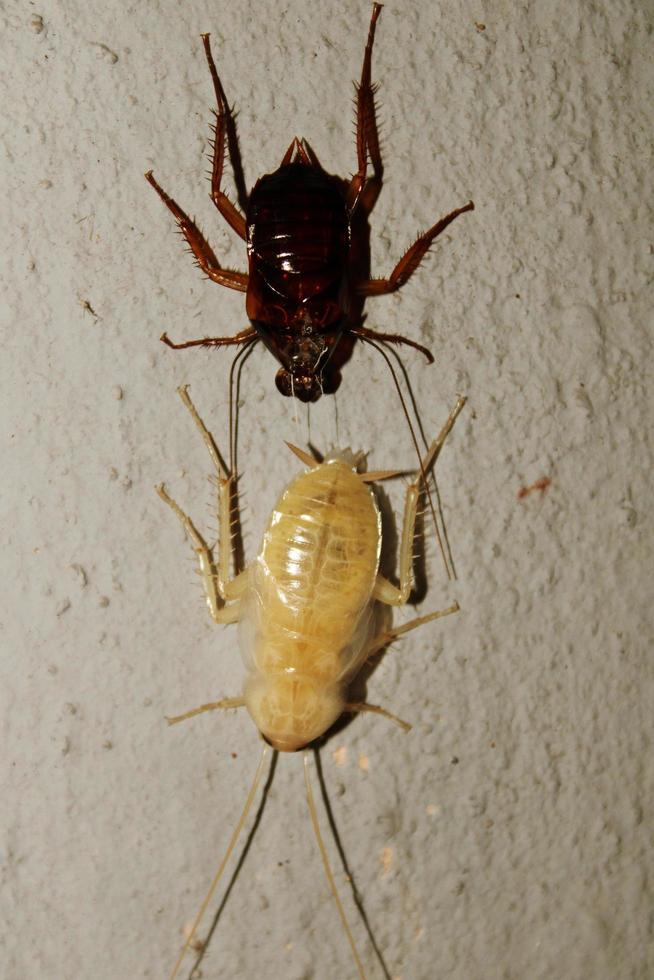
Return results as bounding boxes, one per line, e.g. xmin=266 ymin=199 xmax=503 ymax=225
xmin=158 ymin=386 xmax=465 ymax=978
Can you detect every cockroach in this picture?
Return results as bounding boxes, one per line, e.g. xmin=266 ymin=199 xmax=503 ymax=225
xmin=158 ymin=385 xmax=465 ymax=979
xmin=145 ymin=4 xmax=473 ymax=403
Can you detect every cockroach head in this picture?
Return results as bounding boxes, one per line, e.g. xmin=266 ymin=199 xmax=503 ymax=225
xmin=244 ymin=673 xmax=343 ymax=753
xmin=275 ymin=366 xmax=324 ymax=403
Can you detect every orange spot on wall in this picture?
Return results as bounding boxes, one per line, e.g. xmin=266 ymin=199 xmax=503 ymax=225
xmin=517 ymin=476 xmax=552 ymax=499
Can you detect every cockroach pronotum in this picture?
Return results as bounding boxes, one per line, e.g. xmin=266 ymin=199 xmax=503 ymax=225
xmin=158 ymin=385 xmax=466 ymax=979
xmin=145 ymin=4 xmax=473 ymax=403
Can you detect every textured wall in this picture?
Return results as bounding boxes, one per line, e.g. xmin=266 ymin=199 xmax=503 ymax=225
xmin=2 ymin=1 xmax=652 ymax=978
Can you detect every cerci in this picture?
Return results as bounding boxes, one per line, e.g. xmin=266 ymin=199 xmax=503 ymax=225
xmin=146 ymin=4 xmax=473 ymax=402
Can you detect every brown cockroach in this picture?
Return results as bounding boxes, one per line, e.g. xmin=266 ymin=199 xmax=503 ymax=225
xmin=145 ymin=4 xmax=473 ymax=403
xmin=158 ymin=385 xmax=465 ymax=979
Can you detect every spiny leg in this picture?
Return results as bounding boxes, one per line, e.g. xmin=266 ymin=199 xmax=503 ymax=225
xmin=166 ymin=697 xmax=245 ymax=726
xmin=344 ymin=602 xmax=460 ymax=733
xmin=145 ymin=170 xmax=248 ymax=292
xmin=175 ymin=385 xmax=246 ymax=602
xmin=156 ymin=483 xmax=240 ymax=623
xmin=373 ymin=396 xmax=467 ymax=605
xmin=357 ymin=201 xmax=475 ymax=297
xmin=344 ymin=702 xmax=412 ymax=733
xmin=350 ymin=325 xmax=434 ymax=363
xmin=160 ymin=326 xmax=257 ymax=351
xmin=346 ymin=2 xmax=384 ymax=213
xmin=201 ymin=34 xmax=248 ymax=237
xmin=365 ymin=602 xmax=460 ymax=661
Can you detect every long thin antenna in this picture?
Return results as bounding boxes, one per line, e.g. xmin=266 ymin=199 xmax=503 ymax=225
xmin=304 ymin=752 xmax=368 ymax=980
xmin=381 ymin=340 xmax=460 ymax=579
xmin=228 ymin=337 xmax=258 ymax=476
xmin=359 ymin=336 xmax=454 ymax=580
xmin=168 ymin=744 xmax=270 ymax=980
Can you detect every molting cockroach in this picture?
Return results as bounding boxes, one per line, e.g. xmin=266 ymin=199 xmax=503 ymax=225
xmin=145 ymin=4 xmax=473 ymax=403
xmin=158 ymin=385 xmax=465 ymax=979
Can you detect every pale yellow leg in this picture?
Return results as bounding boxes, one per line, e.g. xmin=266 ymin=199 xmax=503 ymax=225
xmin=372 ymin=397 xmax=466 ymax=605
xmin=166 ymin=697 xmax=245 ymax=726
xmin=365 ymin=602 xmax=460 ymax=660
xmin=344 ymin=702 xmax=412 ymax=732
xmin=156 ymin=483 xmax=244 ymax=624
xmin=177 ymin=385 xmax=242 ymax=602
xmin=346 ymin=603 xmax=460 ymax=734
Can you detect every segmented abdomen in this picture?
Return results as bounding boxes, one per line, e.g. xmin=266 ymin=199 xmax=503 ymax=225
xmin=241 ymin=460 xmax=380 ymax=684
xmin=247 ymin=162 xmax=349 ymax=295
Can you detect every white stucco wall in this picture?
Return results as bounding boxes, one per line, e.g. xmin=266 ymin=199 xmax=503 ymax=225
xmin=2 ymin=1 xmax=652 ymax=978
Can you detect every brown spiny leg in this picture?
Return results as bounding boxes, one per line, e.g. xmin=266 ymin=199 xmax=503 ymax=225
xmin=357 ymin=201 xmax=475 ymax=297
xmin=201 ymin=34 xmax=248 ymax=237
xmin=160 ymin=327 xmax=257 ymax=351
xmin=145 ymin=170 xmax=248 ymax=292
xmin=346 ymin=2 xmax=384 ymax=213
xmin=350 ymin=325 xmax=434 ymax=363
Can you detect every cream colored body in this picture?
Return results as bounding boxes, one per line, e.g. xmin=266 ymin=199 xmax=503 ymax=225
xmin=158 ymin=386 xmax=465 ymax=980
xmin=242 ymin=458 xmax=381 ymax=749
xmin=158 ymin=387 xmax=463 ymax=753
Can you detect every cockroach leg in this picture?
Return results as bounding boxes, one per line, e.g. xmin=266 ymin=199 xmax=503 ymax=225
xmin=160 ymin=326 xmax=257 ymax=350
xmin=344 ymin=702 xmax=412 ymax=733
xmin=144 ymin=170 xmax=248 ymax=291
xmin=201 ymin=34 xmax=248 ymax=238
xmin=156 ymin=387 xmax=249 ymax=617
xmin=166 ymin=697 xmax=245 ymax=727
xmin=347 ymin=2 xmax=384 ymax=213
xmin=357 ymin=200 xmax=475 ymax=297
xmin=350 ymin=325 xmax=434 ymax=363
xmin=372 ymin=395 xmax=467 ymax=605
xmin=364 ymin=602 xmax=461 ymax=662
xmin=156 ymin=483 xmax=242 ymax=622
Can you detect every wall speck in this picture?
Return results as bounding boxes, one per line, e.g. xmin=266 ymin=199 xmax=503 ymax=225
xmin=358 ymin=754 xmax=369 ymax=772
xmin=332 ymin=745 xmax=347 ymax=766
xmin=517 ymin=477 xmax=551 ymax=499
xmin=91 ymin=42 xmax=119 ymax=64
xmin=113 ymin=386 xmax=124 ymax=401
xmin=98 ymin=596 xmax=110 ymax=608
xmin=380 ymin=846 xmax=393 ymax=875
xmin=70 ymin=564 xmax=88 ymax=588
xmin=56 ymin=598 xmax=71 ymax=617
xmin=618 ymin=499 xmax=638 ymax=528
xmin=30 ymin=14 xmax=45 ymax=34
xmin=574 ymin=384 xmax=594 ymax=419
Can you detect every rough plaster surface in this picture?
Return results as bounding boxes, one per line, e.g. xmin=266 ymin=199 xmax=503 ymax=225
xmin=2 ymin=1 xmax=652 ymax=978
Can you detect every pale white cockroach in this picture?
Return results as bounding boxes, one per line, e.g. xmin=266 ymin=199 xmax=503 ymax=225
xmin=158 ymin=385 xmax=465 ymax=979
